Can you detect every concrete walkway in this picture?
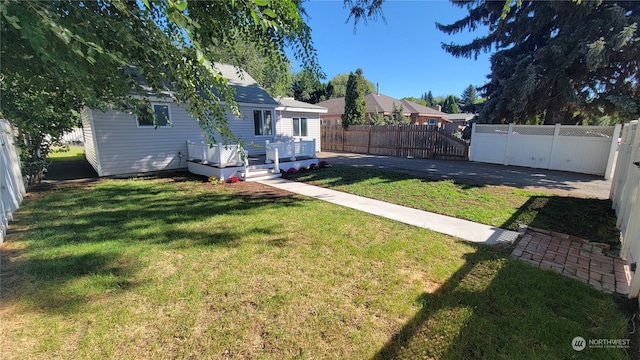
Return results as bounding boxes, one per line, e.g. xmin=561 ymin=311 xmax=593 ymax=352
xmin=258 ymin=178 xmax=520 ymax=246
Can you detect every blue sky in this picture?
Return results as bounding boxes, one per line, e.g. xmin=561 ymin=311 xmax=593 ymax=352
xmin=299 ymin=0 xmax=492 ymax=100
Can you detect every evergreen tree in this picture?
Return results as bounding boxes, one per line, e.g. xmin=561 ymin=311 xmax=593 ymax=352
xmin=324 ymin=73 xmax=375 ymax=99
xmin=460 ymin=85 xmax=478 ymax=112
xmin=388 ymin=103 xmax=411 ymax=124
xmin=341 ymin=69 xmax=367 ymax=128
xmin=437 ymin=1 xmax=640 ymax=124
xmin=425 ymin=91 xmax=435 ymax=106
xmin=441 ymin=95 xmax=459 ymax=114
xmin=368 ymin=108 xmax=386 ymax=125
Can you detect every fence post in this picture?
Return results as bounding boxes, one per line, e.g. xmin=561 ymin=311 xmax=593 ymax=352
xmin=396 ymin=126 xmax=401 ymax=157
xmin=201 ymin=141 xmax=208 ymax=164
xmin=367 ymin=125 xmax=372 ymax=155
xmin=430 ymin=128 xmax=437 ymax=159
xmin=342 ymin=126 xmax=345 ymax=152
xmin=604 ymin=124 xmax=622 ymax=180
xmin=218 ymin=144 xmax=225 ymax=168
xmin=504 ymin=123 xmax=515 ymax=166
xmin=469 ymin=125 xmax=477 ymax=161
xmin=548 ymin=123 xmax=561 ymax=170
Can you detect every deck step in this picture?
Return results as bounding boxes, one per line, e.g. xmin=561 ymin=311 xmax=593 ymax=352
xmin=238 ymin=168 xmax=282 ymax=182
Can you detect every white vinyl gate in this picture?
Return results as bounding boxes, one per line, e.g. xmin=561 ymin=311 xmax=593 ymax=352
xmin=470 ymin=124 xmax=621 ymax=178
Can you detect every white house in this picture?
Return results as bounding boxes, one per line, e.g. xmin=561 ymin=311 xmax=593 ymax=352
xmin=275 ymin=97 xmax=327 ymax=153
xmin=81 ymin=64 xmax=326 ymax=179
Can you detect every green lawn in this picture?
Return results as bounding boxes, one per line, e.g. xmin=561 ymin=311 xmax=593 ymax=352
xmin=0 ymin=175 xmax=632 ymax=359
xmin=47 ymin=146 xmax=85 ymax=162
xmin=289 ymin=165 xmax=619 ymax=245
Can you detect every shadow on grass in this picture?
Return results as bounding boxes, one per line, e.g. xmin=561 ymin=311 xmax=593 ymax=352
xmin=293 ymin=166 xmax=618 ymax=245
xmin=290 ymin=165 xmax=487 ymax=189
xmin=501 ymin=196 xmax=619 ymax=244
xmin=1 ymin=177 xmax=306 ymax=314
xmin=373 ymin=246 xmax=634 ymax=360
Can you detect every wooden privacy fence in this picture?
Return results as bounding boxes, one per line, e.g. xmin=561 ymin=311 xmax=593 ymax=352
xmin=321 ymin=125 xmax=469 ymax=160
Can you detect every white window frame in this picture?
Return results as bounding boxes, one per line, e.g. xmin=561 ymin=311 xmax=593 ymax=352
xmin=136 ymin=103 xmax=172 ymax=128
xmin=293 ymin=117 xmax=308 ymax=137
xmin=253 ymin=109 xmax=273 ymax=136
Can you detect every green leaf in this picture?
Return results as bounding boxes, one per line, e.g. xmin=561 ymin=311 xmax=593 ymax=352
xmin=169 ymin=0 xmax=188 ymax=12
xmin=4 ymin=15 xmax=21 ymax=29
xmin=141 ymin=0 xmax=150 ymax=9
xmin=253 ymin=0 xmax=269 ymax=6
xmin=250 ymin=9 xmax=259 ymax=26
xmin=263 ymin=8 xmax=276 ymax=19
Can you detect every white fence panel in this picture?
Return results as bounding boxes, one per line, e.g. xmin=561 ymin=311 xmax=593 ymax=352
xmin=470 ymin=123 xmax=620 ymax=178
xmin=265 ymin=139 xmax=316 ymax=162
xmin=62 ymin=128 xmax=84 ymax=144
xmin=468 ymin=125 xmax=509 ymax=164
xmin=185 ymin=141 xmax=244 ymax=168
xmin=507 ymin=126 xmax=555 ymax=169
xmin=610 ymin=120 xmax=640 ymax=301
xmin=0 ymin=119 xmax=26 ymax=245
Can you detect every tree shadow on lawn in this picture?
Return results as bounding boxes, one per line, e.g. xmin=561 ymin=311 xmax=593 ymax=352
xmin=290 ymin=165 xmax=489 ymax=189
xmin=373 ymin=246 xmax=634 ymax=360
xmin=1 ymin=179 xmax=305 ymax=314
xmin=501 ymin=196 xmax=619 ymax=245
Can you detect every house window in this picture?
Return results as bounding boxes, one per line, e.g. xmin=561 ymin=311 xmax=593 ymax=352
xmin=254 ymin=110 xmax=273 ymax=136
xmin=137 ymin=104 xmax=171 ymax=127
xmin=293 ymin=117 xmax=308 ymax=137
xmin=428 ymin=118 xmax=437 ymax=125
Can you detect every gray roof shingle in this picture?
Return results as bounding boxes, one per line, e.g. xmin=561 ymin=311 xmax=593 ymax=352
xmin=215 ymin=63 xmax=279 ymax=106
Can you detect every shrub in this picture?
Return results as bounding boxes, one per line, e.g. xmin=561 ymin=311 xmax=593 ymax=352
xmin=299 ymin=165 xmax=308 ymax=171
xmin=319 ymin=161 xmax=329 ymax=168
xmin=287 ymin=167 xmax=298 ymax=174
xmin=227 ymin=176 xmax=239 ymax=183
xmin=309 ymin=163 xmax=319 ymax=170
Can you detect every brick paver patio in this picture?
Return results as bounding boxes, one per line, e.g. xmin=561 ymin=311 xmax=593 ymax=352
xmin=511 ymin=227 xmax=631 ymax=295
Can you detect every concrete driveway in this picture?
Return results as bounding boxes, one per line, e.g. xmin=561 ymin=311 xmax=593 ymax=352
xmin=317 ymin=151 xmax=613 ymax=199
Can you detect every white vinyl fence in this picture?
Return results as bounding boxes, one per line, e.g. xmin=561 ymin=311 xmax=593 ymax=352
xmin=61 ymin=127 xmax=84 ymax=144
xmin=610 ymin=120 xmax=640 ymax=300
xmin=470 ymin=124 xmax=621 ymax=178
xmin=0 ymin=119 xmax=26 ymax=245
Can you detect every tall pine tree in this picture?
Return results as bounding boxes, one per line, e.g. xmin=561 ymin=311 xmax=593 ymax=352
xmin=437 ymin=1 xmax=640 ymax=124
xmin=441 ymin=95 xmax=459 ymax=114
xmin=460 ymin=85 xmax=478 ymax=110
xmin=341 ymin=69 xmax=367 ymax=128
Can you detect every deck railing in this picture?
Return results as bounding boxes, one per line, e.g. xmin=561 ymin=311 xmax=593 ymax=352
xmin=265 ymin=138 xmax=316 ymax=163
xmin=186 ymin=141 xmax=243 ymax=168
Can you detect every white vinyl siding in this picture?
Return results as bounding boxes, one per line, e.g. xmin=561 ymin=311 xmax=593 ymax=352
xmin=277 ymin=111 xmax=322 ymax=152
xmin=81 ymin=107 xmax=101 ymax=175
xmin=89 ymin=103 xmax=205 ymax=176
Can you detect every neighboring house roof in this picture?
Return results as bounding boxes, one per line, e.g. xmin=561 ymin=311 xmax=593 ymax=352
xmin=446 ymin=113 xmax=475 ymax=122
xmin=275 ymin=97 xmax=328 ymax=113
xmin=214 ymin=63 xmax=279 ymax=106
xmin=317 ymin=93 xmax=450 ymax=121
